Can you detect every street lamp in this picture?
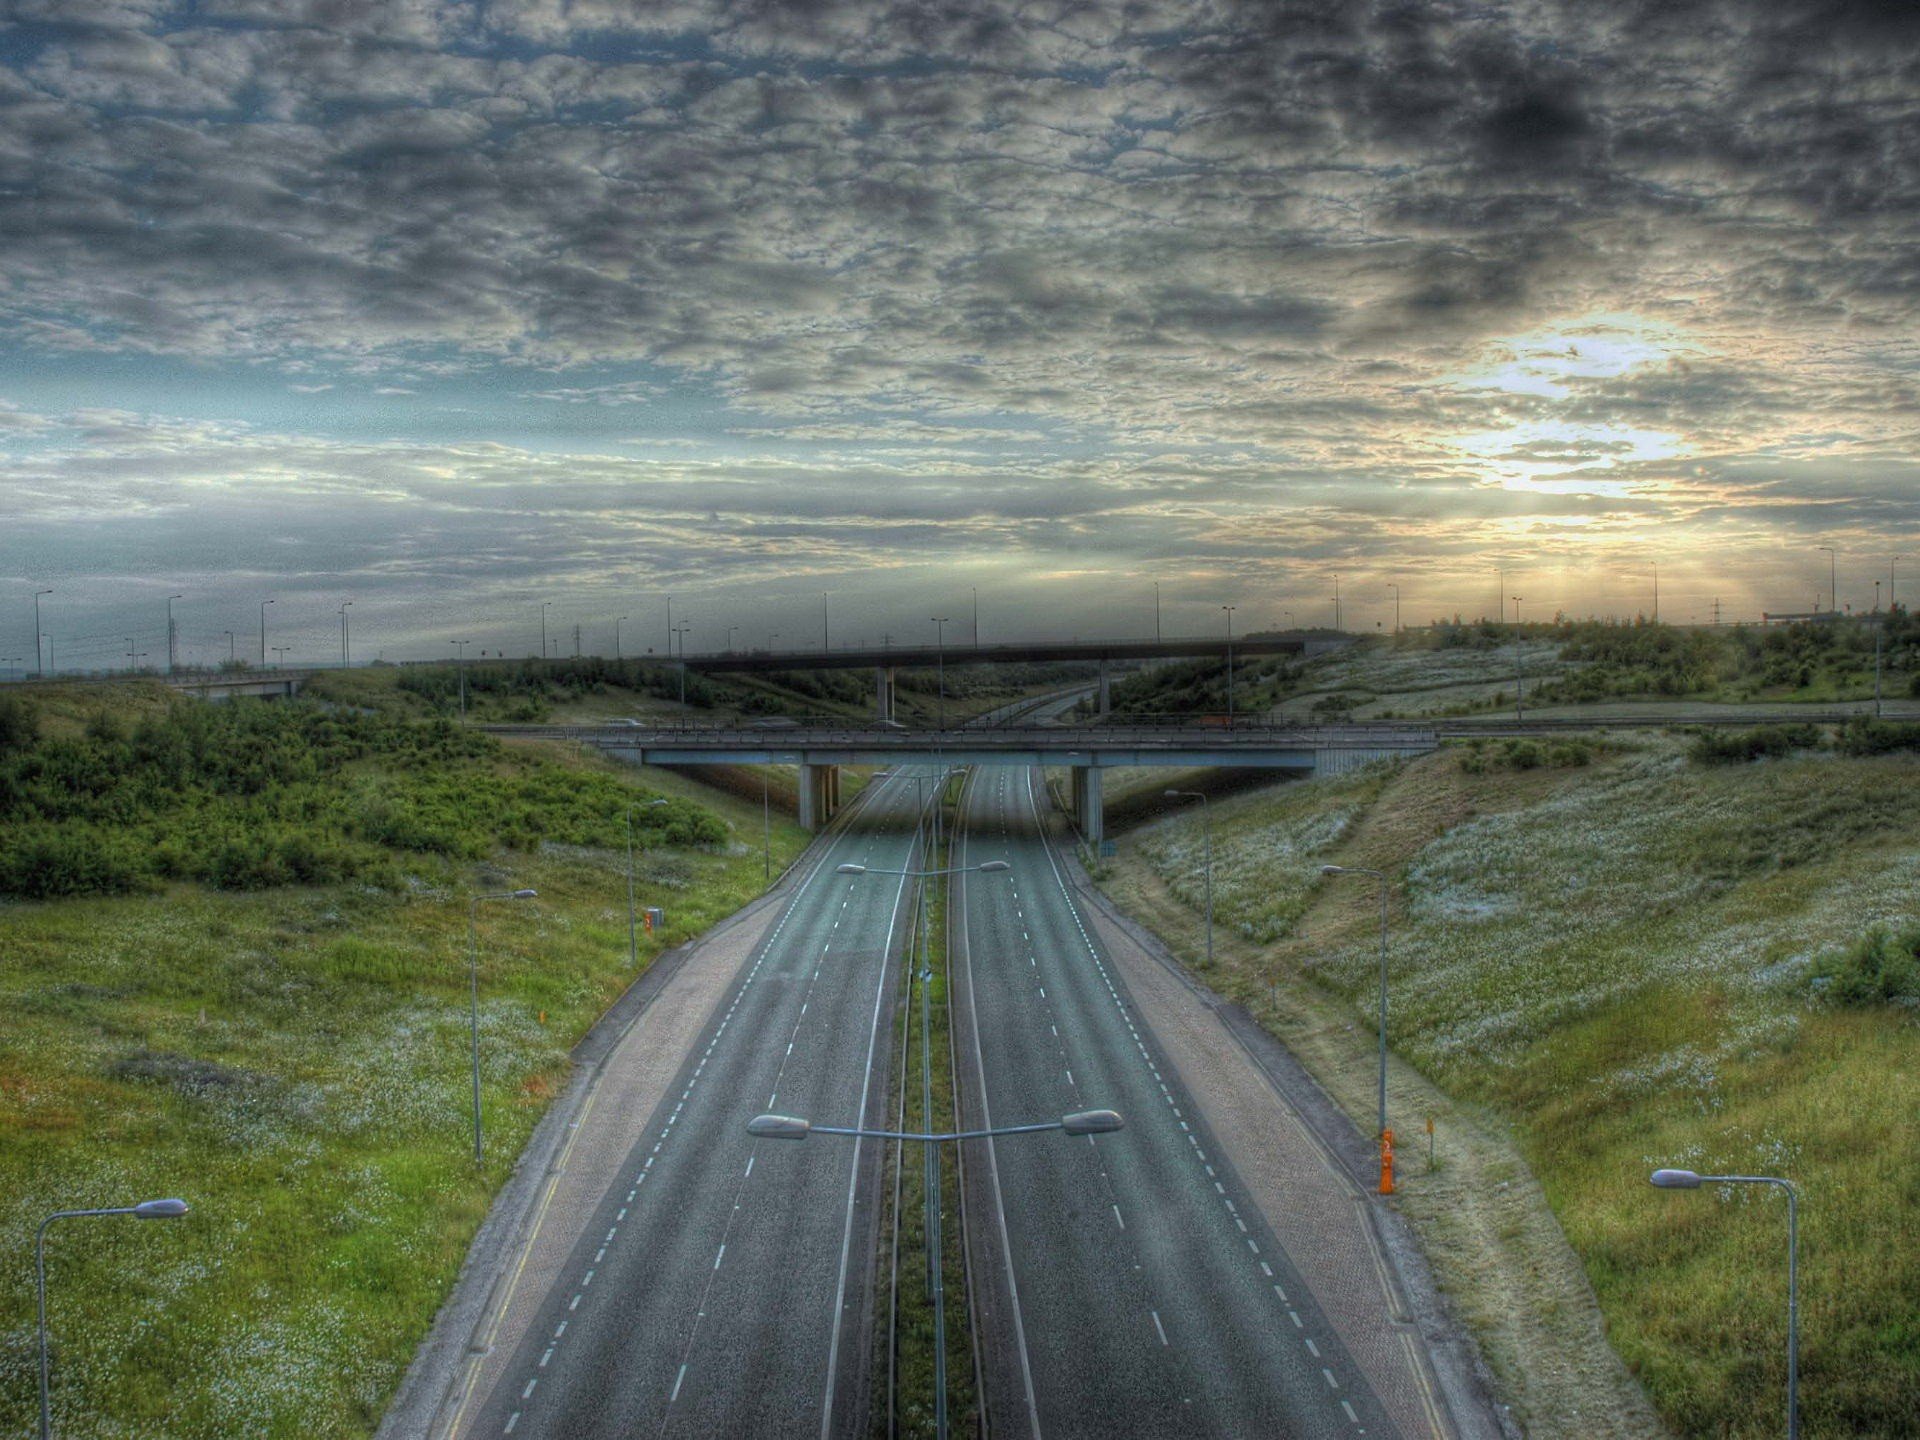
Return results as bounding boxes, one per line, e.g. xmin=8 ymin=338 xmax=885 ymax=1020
xmin=626 ymin=800 xmax=669 ymax=967
xmin=450 ymin=640 xmax=469 ymax=716
xmin=1650 ymin=1168 xmax=1800 ymax=1439
xmin=840 ymin=849 xmax=1009 ymax=1438
xmin=37 ymin=1198 xmax=190 ymax=1440
xmin=931 ymin=617 xmax=949 ymax=727
xmin=338 ymin=601 xmax=352 ymax=669
xmin=1165 ymin=790 xmax=1212 ymax=967
xmin=541 ymin=600 xmax=552 ymax=659
xmin=223 ymin=630 xmax=234 ymax=666
xmin=1388 ymin=583 xmax=1400 ymax=635
xmin=259 ymin=598 xmax=273 ymax=667
xmin=616 ymin=615 xmax=627 ymax=662
xmin=1222 ymin=605 xmax=1237 ymax=723
xmin=468 ymin=889 xmax=537 ymax=1164
xmin=33 ymin=589 xmax=51 ymax=678
xmin=166 ymin=594 xmax=183 ymax=675
xmin=1320 ymin=864 xmax=1395 ymax=1192
xmin=1817 ymin=546 xmax=1836 ymax=613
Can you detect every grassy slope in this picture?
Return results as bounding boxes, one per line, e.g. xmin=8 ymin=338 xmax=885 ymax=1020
xmin=0 ymin=703 xmax=813 ymax=1438
xmin=1103 ymin=739 xmax=1919 ymax=1439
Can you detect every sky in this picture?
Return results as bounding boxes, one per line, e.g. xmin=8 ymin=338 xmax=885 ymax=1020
xmin=1 ymin=0 xmax=1916 ymax=670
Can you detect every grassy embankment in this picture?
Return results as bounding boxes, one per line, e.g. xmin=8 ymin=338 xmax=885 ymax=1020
xmin=870 ymin=773 xmax=974 ymax=1439
xmin=0 ymin=684 xmax=813 ymax=1438
xmin=1093 ymin=614 xmax=1919 ymax=722
xmin=1098 ymin=730 xmax=1919 ymax=1438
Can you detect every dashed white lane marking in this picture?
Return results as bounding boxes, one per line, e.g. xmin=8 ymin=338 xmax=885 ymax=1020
xmin=1151 ymin=1310 xmax=1169 ymax=1346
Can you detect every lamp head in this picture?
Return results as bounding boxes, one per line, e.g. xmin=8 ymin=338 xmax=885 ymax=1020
xmin=1061 ymin=1109 xmax=1125 ymax=1136
xmin=1650 ymin=1168 xmax=1703 ymax=1189
xmin=510 ymin=889 xmax=537 ymax=900
xmin=1320 ymin=865 xmax=1345 ymax=876
xmin=133 ymin=1198 xmax=189 ymax=1219
xmin=978 ymin=861 xmax=1011 ymax=873
xmin=837 ymin=863 xmax=867 ymax=875
xmin=747 ymin=1114 xmax=811 ymax=1140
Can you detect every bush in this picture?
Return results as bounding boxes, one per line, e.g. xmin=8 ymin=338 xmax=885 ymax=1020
xmin=1837 ymin=719 xmax=1920 ymax=757
xmin=1808 ymin=925 xmax=1920 ymax=1008
xmin=0 ymin=694 xmax=37 ymax=751
xmin=1458 ymin=737 xmax=1595 ymax=774
xmin=1690 ymin=723 xmax=1823 ymax=764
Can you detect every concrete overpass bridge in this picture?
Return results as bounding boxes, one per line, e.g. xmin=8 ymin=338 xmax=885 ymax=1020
xmin=482 ymin=720 xmax=1435 ymax=841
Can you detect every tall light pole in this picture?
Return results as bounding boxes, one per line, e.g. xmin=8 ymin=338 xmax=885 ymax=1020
xmin=1321 ymin=864 xmax=1394 ymax=1192
xmin=468 ymin=889 xmax=537 ymax=1165
xmin=1818 ymin=546 xmax=1836 ymax=613
xmin=1892 ymin=555 xmax=1902 ymax=612
xmin=1154 ymin=581 xmax=1161 ymax=643
xmin=1650 ymin=1169 xmax=1799 ymax=1439
xmin=541 ymin=600 xmax=552 ymax=659
xmin=1166 ymin=790 xmax=1212 ymax=966
xmin=450 ymin=640 xmax=469 ymax=716
xmin=665 ymin=595 xmax=672 ymax=659
xmin=616 ymin=615 xmax=627 ymax=662
xmin=931 ymin=617 xmax=949 ymax=727
xmin=626 ymin=799 xmax=669 ymax=968
xmin=338 ymin=601 xmax=352 ymax=669
xmin=33 ymin=589 xmax=51 ymax=678
xmin=727 ymin=625 xmax=739 ymax=653
xmin=1222 ymin=605 xmax=1236 ymax=722
xmin=223 ymin=630 xmax=235 ymax=666
xmin=259 ymin=598 xmax=273 ymax=667
xmin=1388 ymin=583 xmax=1400 ymax=634
xmin=38 ymin=1198 xmax=190 ymax=1440
xmin=674 ymin=625 xmax=690 ymax=704
xmin=972 ymin=586 xmax=979 ymax=648
xmin=166 ymin=594 xmax=183 ymax=675
xmin=1512 ymin=595 xmax=1522 ymax=625
xmin=837 ymin=851 xmax=1013 ymax=1440
xmin=1332 ymin=575 xmax=1341 ymax=632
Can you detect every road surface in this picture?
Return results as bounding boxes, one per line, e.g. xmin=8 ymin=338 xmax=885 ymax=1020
xmin=455 ymin=770 xmax=930 ymax=1439
xmin=952 ymin=764 xmax=1416 ymax=1439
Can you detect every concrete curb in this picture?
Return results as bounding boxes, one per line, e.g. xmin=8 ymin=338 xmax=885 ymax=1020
xmin=375 ymin=789 xmax=880 ymax=1440
xmin=1054 ymin=838 xmax=1518 ymax=1440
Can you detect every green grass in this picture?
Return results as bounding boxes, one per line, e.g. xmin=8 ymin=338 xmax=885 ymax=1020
xmin=0 ymin=703 xmax=814 ymax=1438
xmin=1115 ymin=737 xmax=1920 ymax=1437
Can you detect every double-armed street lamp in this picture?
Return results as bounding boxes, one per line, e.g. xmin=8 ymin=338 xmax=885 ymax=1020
xmin=838 ymin=850 xmax=1009 ymax=1438
xmin=1650 ymin=1168 xmax=1801 ymax=1438
xmin=1320 ymin=863 xmax=1396 ymax=1192
xmin=259 ymin=597 xmax=274 ymax=667
xmin=339 ymin=601 xmax=352 ymax=668
xmin=37 ymin=1198 xmax=190 ymax=1439
xmin=626 ymin=799 xmax=670 ymax=967
xmin=1165 ymin=790 xmax=1213 ymax=966
xmin=468 ymin=889 xmax=537 ymax=1165
xmin=750 ymin=1105 xmax=1122 ymax=1440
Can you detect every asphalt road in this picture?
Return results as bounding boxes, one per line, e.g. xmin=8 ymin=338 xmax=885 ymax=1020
xmin=463 ymin=769 xmax=930 ymax=1440
xmin=953 ymin=764 xmax=1403 ymax=1439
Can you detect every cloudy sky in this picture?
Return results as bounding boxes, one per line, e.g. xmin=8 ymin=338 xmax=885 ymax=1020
xmin=1 ymin=0 xmax=1916 ymax=669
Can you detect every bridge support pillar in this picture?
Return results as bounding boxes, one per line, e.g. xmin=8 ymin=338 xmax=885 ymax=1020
xmin=1097 ymin=660 xmax=1110 ymax=716
xmin=798 ymin=762 xmax=842 ymax=832
xmin=875 ymin=667 xmax=896 ymax=721
xmin=1070 ymin=765 xmax=1103 ymax=845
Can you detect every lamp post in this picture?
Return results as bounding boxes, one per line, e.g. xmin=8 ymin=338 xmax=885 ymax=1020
xmin=259 ymin=598 xmax=273 ymax=667
xmin=615 ymin=615 xmax=627 ymax=662
xmin=972 ymin=586 xmax=979 ymax=648
xmin=34 ymin=589 xmax=51 ymax=678
xmin=540 ymin=601 xmax=552 ymax=659
xmin=1388 ymin=583 xmax=1400 ymax=634
xmin=166 ymin=594 xmax=183 ymax=675
xmin=468 ymin=889 xmax=537 ymax=1164
xmin=37 ymin=1198 xmax=190 ymax=1440
xmin=1320 ymin=864 xmax=1394 ymax=1191
xmin=838 ymin=850 xmax=1010 ymax=1439
xmin=1818 ymin=546 xmax=1836 ymax=613
xmin=1154 ymin=581 xmax=1161 ymax=643
xmin=223 ymin=631 xmax=234 ymax=666
xmin=1892 ymin=555 xmax=1902 ymax=612
xmin=1165 ymin=790 xmax=1212 ymax=967
xmin=750 ymin=1104 xmax=1120 ymax=1440
xmin=450 ymin=640 xmax=469 ymax=716
xmin=338 ymin=601 xmax=352 ymax=669
xmin=673 ymin=625 xmax=690 ymax=704
xmin=1222 ymin=604 xmax=1236 ymax=723
xmin=626 ymin=799 xmax=669 ymax=967
xmin=931 ymin=617 xmax=949 ymax=727
xmin=1650 ymin=1169 xmax=1799 ymax=1439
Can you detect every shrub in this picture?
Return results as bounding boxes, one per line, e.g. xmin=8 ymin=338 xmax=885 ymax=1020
xmin=0 ymin=694 xmax=37 ymax=751
xmin=1808 ymin=925 xmax=1920 ymax=1008
xmin=1690 ymin=723 xmax=1822 ymax=764
xmin=1837 ymin=719 xmax=1920 ymax=757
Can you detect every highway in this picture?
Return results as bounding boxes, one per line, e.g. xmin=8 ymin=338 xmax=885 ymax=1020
xmin=952 ymin=763 xmax=1404 ymax=1439
xmin=458 ymin=769 xmax=931 ymax=1439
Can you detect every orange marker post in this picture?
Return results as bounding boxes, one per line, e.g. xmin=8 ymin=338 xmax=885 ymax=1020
xmin=1380 ymin=1128 xmax=1396 ymax=1195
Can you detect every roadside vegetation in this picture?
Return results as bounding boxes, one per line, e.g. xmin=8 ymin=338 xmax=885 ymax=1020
xmin=1091 ymin=612 xmax=1917 ymax=722
xmin=0 ymin=686 xmax=813 ymax=1438
xmin=1100 ymin=735 xmax=1920 ymax=1438
xmin=300 ymin=656 xmax=1095 ymax=727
